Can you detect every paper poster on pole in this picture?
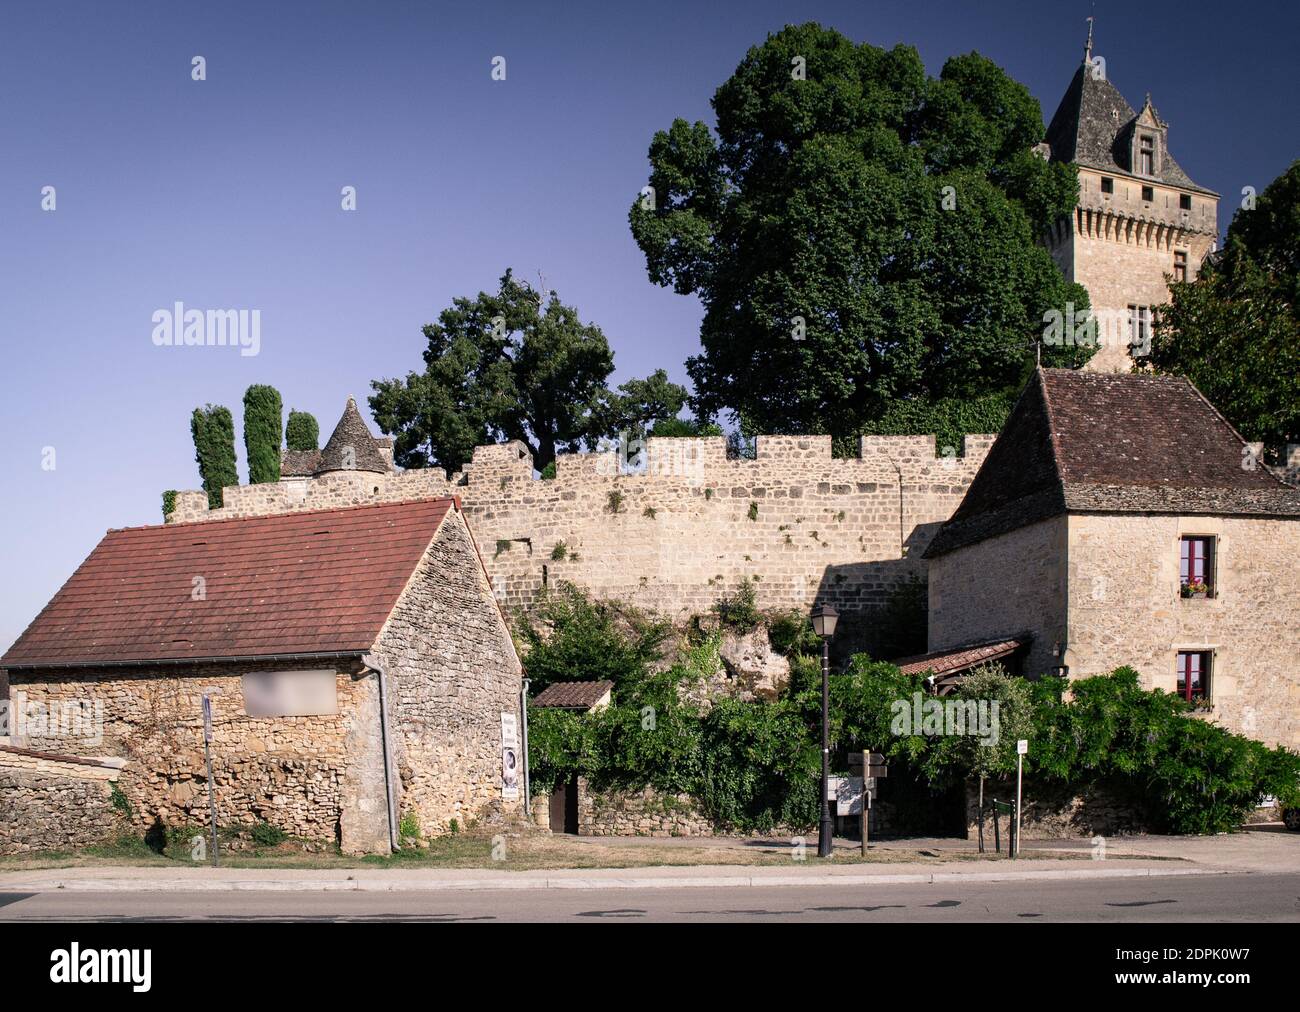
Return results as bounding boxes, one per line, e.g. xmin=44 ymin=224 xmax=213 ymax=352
xmin=501 ymin=712 xmax=520 ymax=799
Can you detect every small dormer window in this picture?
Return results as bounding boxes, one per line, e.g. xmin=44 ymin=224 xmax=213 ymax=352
xmin=1180 ymin=193 xmax=1192 ymax=211
xmin=1139 ymin=135 xmax=1155 ymax=175
xmin=1141 ymin=185 xmax=1154 ymax=203
xmin=1101 ymin=176 xmax=1114 ymax=194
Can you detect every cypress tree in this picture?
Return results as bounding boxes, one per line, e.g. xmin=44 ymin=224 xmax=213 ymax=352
xmin=242 ymin=384 xmax=283 ymax=484
xmin=190 ymin=405 xmax=238 ymax=509
xmin=285 ymin=409 xmax=320 ymax=451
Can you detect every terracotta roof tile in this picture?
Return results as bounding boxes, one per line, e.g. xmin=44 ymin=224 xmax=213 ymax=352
xmin=896 ymin=638 xmax=1028 ymax=677
xmin=531 ymin=680 xmax=614 ymax=710
xmin=1 ymin=498 xmax=456 ymax=668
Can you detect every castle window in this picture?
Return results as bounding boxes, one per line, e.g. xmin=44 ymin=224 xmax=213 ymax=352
xmin=1180 ymin=193 xmax=1192 ymax=211
xmin=1140 ymin=135 xmax=1155 ymax=175
xmin=1100 ymin=176 xmax=1114 ymax=194
xmin=1176 ymin=651 xmax=1212 ymax=703
xmin=1180 ymin=535 xmax=1215 ymax=597
xmin=1174 ymin=251 xmax=1188 ymax=283
xmin=1127 ymin=305 xmax=1151 ymax=350
xmin=1141 ymin=185 xmax=1154 ymax=202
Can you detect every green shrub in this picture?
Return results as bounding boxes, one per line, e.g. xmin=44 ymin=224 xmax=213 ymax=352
xmin=550 ymin=541 xmax=568 ymax=561
xmin=250 ymin=820 xmax=286 ymax=847
xmin=766 ymin=611 xmax=821 ymax=657
xmin=398 ymin=809 xmax=421 ymax=841
xmin=517 ymin=583 xmax=669 ymax=694
xmin=285 ymin=409 xmax=320 ymax=451
xmin=606 ymin=490 xmax=626 ymax=514
xmin=714 ymin=578 xmax=761 ymax=632
xmin=109 ymin=782 xmax=134 ymax=819
xmin=539 ymin=462 xmax=557 ymax=480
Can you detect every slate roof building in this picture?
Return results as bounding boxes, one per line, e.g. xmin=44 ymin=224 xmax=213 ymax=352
xmin=1040 ymin=26 xmax=1219 ymax=372
xmin=923 ymin=369 xmax=1300 ymax=748
xmin=0 ymin=497 xmax=524 ymax=855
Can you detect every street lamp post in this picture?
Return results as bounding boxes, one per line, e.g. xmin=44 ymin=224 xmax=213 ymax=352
xmin=810 ymin=603 xmax=838 ymax=859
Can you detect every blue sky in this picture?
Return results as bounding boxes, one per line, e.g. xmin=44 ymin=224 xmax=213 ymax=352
xmin=1 ymin=0 xmax=1295 ymax=649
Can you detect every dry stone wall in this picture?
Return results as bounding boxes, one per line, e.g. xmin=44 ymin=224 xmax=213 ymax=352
xmin=0 ymin=747 xmax=126 ymax=854
xmin=5 ymin=662 xmax=375 ymax=850
xmin=169 ymin=434 xmax=994 ymax=648
xmin=369 ymin=509 xmax=525 ymax=836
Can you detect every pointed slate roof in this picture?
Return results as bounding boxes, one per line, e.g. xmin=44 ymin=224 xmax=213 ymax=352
xmin=317 ymin=397 xmax=389 ymax=474
xmin=924 ymin=369 xmax=1300 ymax=558
xmin=0 ymin=499 xmax=458 ymax=668
xmin=1044 ymin=63 xmax=1215 ymax=195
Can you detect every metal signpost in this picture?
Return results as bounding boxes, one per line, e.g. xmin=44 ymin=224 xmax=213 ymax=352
xmin=1015 ymin=738 xmax=1028 ymax=859
xmin=202 ymin=694 xmax=219 ymax=867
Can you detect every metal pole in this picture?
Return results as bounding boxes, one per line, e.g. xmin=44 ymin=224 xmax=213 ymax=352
xmin=201 ymin=695 xmax=219 ymax=868
xmin=1015 ymin=752 xmax=1024 ymax=858
xmin=521 ymin=678 xmax=531 ymax=819
xmin=818 ymin=637 xmax=832 ymax=858
xmin=978 ymin=776 xmax=985 ymax=853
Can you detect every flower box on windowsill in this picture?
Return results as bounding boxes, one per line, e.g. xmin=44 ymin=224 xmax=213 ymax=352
xmin=1180 ymin=582 xmax=1211 ymax=599
xmin=1189 ymin=698 xmax=1215 ymax=713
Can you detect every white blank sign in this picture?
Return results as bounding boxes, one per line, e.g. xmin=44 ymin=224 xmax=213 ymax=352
xmin=242 ymin=669 xmax=338 ymax=717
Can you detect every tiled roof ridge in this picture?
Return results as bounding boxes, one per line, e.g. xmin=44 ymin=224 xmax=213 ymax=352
xmin=140 ymin=495 xmax=461 ymax=534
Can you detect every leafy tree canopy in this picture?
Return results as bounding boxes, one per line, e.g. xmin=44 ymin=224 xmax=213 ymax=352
xmin=370 ymin=270 xmax=688 ymax=472
xmin=630 ymin=22 xmax=1091 ymax=436
xmin=1145 ymin=160 xmax=1300 ymax=458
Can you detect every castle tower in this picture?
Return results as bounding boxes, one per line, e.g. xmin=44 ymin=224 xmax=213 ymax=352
xmin=1041 ymin=25 xmax=1219 ymax=372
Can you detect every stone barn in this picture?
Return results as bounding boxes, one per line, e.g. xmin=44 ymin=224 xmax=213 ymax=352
xmin=0 ymin=496 xmax=523 ymax=855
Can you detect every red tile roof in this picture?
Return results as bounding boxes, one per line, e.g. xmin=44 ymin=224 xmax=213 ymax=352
xmin=895 ymin=638 xmax=1028 ymax=677
xmin=1 ymin=498 xmax=457 ymax=669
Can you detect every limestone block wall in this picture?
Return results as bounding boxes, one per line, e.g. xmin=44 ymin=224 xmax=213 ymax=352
xmin=927 ymin=516 xmax=1070 ymax=678
xmin=1065 ymin=513 xmax=1300 ymax=748
xmin=369 ymin=508 xmax=524 ymax=836
xmin=0 ymin=748 xmax=127 ymax=855
xmin=169 ymin=433 xmax=994 ymax=649
xmin=1046 ymin=167 xmax=1217 ymax=374
xmin=4 ymin=661 xmax=383 ymax=850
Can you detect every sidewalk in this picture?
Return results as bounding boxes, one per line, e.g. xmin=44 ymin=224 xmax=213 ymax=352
xmin=0 ymin=858 xmax=1215 ymax=893
xmin=0 ymin=827 xmax=1290 ymax=894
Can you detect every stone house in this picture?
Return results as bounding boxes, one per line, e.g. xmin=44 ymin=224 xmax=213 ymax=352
xmin=923 ymin=368 xmax=1300 ymax=748
xmin=0 ymin=496 xmax=524 ymax=854
xmin=1040 ymin=29 xmax=1219 ymax=373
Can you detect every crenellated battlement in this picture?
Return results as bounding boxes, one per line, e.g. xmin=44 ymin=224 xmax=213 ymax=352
xmin=167 ymin=430 xmax=995 ymax=650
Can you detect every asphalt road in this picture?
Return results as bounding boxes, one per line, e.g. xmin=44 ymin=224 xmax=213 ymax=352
xmin=2 ymin=872 xmax=1298 ymax=922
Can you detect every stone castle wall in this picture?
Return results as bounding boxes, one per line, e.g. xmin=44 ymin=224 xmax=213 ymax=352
xmin=168 ymin=434 xmax=995 ymax=648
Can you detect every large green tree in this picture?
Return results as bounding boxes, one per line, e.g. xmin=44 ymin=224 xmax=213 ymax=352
xmin=242 ymin=384 xmax=283 ymax=484
xmin=370 ymin=270 xmax=688 ymax=472
xmin=630 ymin=23 xmax=1091 ymax=436
xmin=1145 ymin=161 xmax=1300 ymax=459
xmin=190 ymin=404 xmax=238 ymax=508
